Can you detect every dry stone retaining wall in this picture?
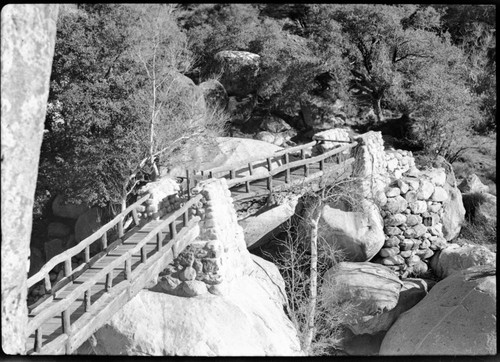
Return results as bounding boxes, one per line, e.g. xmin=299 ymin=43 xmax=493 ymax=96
xmin=156 ymin=178 xmax=253 ymax=297
xmin=374 ymin=164 xmax=451 ymax=277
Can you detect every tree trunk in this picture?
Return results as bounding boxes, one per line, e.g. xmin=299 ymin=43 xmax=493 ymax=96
xmin=303 ymin=210 xmax=321 ymax=354
xmin=373 ymin=97 xmax=384 ymax=123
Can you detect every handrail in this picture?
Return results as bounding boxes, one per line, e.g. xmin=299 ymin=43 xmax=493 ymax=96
xmin=27 ymin=194 xmax=203 ymax=343
xmin=226 ymin=142 xmax=357 ymax=188
xmin=201 ymin=141 xmax=318 ymax=175
xmin=27 ymin=194 xmax=150 ymax=290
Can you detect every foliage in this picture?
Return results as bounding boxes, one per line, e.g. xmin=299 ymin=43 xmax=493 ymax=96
xmin=35 ymin=4 xmax=226 ymax=216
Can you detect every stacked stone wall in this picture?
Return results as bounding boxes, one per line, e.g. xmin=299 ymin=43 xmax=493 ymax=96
xmin=156 ymin=178 xmax=253 ymax=297
xmin=374 ymin=161 xmax=451 ymax=277
xmin=385 ymin=149 xmax=417 ymax=179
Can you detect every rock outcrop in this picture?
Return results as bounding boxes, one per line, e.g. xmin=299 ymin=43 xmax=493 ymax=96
xmin=319 ymin=200 xmax=385 ymax=262
xmin=214 ymin=51 xmax=260 ymax=98
xmin=227 ymin=95 xmax=256 ymax=124
xmin=458 ymin=173 xmax=490 ymax=194
xmin=1 ymin=4 xmax=59 ymax=353
xmin=241 ymin=196 xmax=299 ymax=249
xmin=430 ymin=243 xmax=496 ymax=279
xmin=82 ymin=274 xmax=301 ymax=356
xmin=321 ymin=262 xmax=403 ymax=335
xmin=300 ymin=94 xmax=345 ymax=131
xmin=199 ymin=79 xmax=228 ymax=110
xmin=204 ymin=137 xmax=283 ymax=178
xmin=380 ymin=265 xmax=496 ymax=355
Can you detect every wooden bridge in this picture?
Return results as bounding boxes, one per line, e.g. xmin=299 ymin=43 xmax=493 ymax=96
xmin=25 ymin=139 xmax=357 ymax=354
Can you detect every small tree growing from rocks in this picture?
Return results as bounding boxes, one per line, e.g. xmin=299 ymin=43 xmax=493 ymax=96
xmin=265 ymin=169 xmax=365 ymax=355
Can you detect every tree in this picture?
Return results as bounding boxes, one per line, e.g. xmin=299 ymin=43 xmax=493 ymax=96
xmin=36 ymin=4 xmax=226 ymax=217
xmin=38 ymin=4 xmax=143 ymax=211
xmin=266 ymin=172 xmax=364 ymax=355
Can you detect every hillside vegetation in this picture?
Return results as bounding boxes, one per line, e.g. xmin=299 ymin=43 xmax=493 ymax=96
xmin=35 ymin=3 xmax=496 ymax=217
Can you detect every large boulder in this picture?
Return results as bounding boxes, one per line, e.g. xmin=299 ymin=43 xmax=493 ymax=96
xmin=260 ymin=115 xmax=291 ymax=133
xmin=201 ymin=137 xmax=283 ymax=178
xmin=227 ymin=95 xmax=256 ymax=125
xmin=167 ymin=72 xmax=206 ymax=122
xmin=430 ymin=243 xmax=496 ymax=279
xmin=476 ymin=193 xmax=497 ymax=224
xmin=440 ymin=183 xmax=465 ymax=241
xmin=463 ymin=192 xmax=497 ymax=224
xmin=321 ymin=262 xmax=403 ymax=335
xmin=300 ymin=94 xmax=345 ymax=131
xmin=44 ymin=238 xmax=64 ymax=261
xmin=380 ymin=265 xmax=496 ymax=355
xmin=214 ymin=51 xmax=260 ymax=97
xmin=52 ymin=194 xmax=90 ymax=219
xmin=199 ymin=79 xmax=228 ymax=110
xmin=74 ymin=207 xmax=102 ymax=249
xmin=340 ymin=277 xmax=435 ymax=355
xmin=80 ymin=274 xmax=301 ymax=356
xmin=319 ymin=200 xmax=385 ymax=262
xmin=312 ymin=128 xmax=351 ymax=152
xmin=47 ymin=221 xmax=71 ymax=238
xmin=242 ymin=196 xmax=299 ymax=249
xmin=458 ymin=173 xmax=490 ymax=194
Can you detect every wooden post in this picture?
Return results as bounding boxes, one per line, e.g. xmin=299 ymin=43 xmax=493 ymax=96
xmin=105 ymin=270 xmax=113 ymax=291
xmin=186 ymin=169 xmax=191 ymax=200
xmin=319 ymin=158 xmax=324 ymax=171
xmin=156 ymin=232 xmax=163 ymax=251
xmin=62 ymin=310 xmax=70 ymax=334
xmin=118 ymin=199 xmax=125 ymax=238
xmin=141 ymin=247 xmax=147 ymax=263
xmin=84 ymin=289 xmax=91 ymax=312
xmin=125 ymin=257 xmax=132 ymax=280
xmin=285 ymin=153 xmax=290 ymax=183
xmin=101 ymin=232 xmax=108 ymax=250
xmin=34 ymin=327 xmax=43 ymax=353
xmin=301 ymin=149 xmax=309 ymax=177
xmin=169 ymin=222 xmax=177 ymax=239
xmin=246 ymin=162 xmax=253 ymax=193
xmin=84 ymin=246 xmax=90 ymax=263
xmin=64 ymin=259 xmax=72 ymax=278
xmin=267 ymin=158 xmax=273 ymax=191
xmin=209 ymin=171 xmax=213 ymax=179
xmin=183 ymin=210 xmax=188 ymax=227
xmin=131 ymin=209 xmax=140 ymax=226
xmin=44 ymin=275 xmax=51 ymax=293
xmin=117 ymin=218 xmax=124 ymax=239
xmin=172 ymin=243 xmax=178 ymax=259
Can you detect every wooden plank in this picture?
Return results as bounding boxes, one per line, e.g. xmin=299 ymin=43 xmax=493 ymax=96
xmin=226 ymin=172 xmax=270 ymax=187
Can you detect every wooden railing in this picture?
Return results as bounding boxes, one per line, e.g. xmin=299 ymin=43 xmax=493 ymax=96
xmin=187 ymin=140 xmax=358 ymax=197
xmin=27 ymin=193 xmax=150 ymax=300
xmin=26 ymin=193 xmax=203 ymax=354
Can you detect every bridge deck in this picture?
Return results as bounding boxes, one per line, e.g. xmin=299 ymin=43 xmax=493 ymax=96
xmin=25 ymin=218 xmax=186 ymax=354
